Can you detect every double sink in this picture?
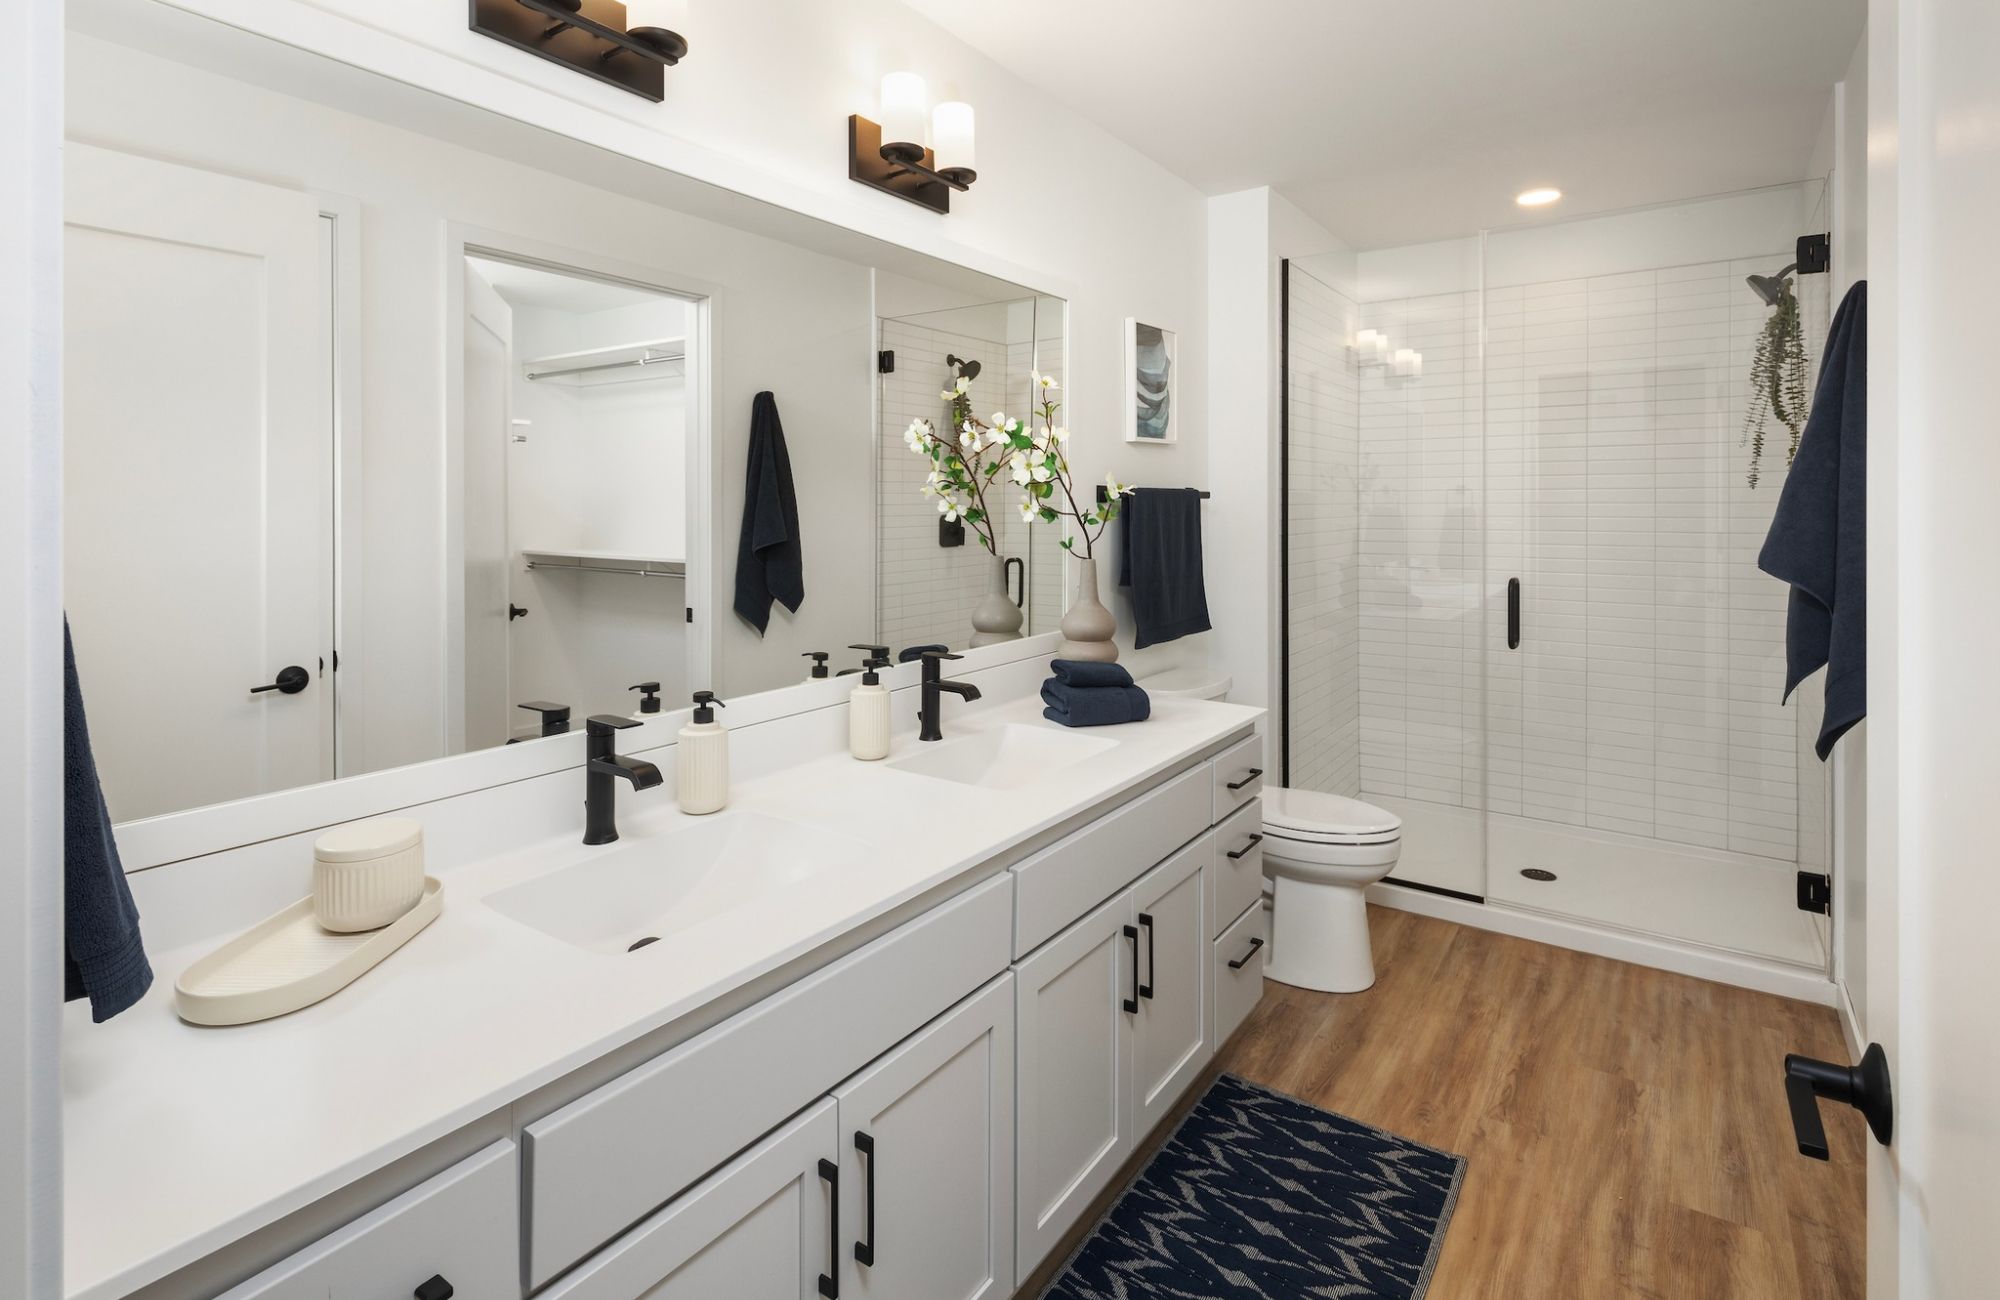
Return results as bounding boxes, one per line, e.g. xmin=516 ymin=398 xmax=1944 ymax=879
xmin=486 ymin=724 xmax=1115 ymax=956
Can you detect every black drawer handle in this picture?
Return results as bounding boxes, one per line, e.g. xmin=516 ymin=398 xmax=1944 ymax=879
xmin=853 ymin=1131 xmax=877 ymax=1267
xmin=1227 ymin=768 xmax=1263 ymax=791
xmin=1227 ymin=936 xmax=1265 ymax=970
xmin=1122 ymin=924 xmax=1140 ymax=1014
xmin=414 ymin=1277 xmax=453 ymax=1300
xmin=1137 ymin=912 xmax=1155 ymax=1000
xmin=817 ymin=1158 xmax=839 ymax=1297
xmin=1227 ymin=833 xmax=1264 ymax=861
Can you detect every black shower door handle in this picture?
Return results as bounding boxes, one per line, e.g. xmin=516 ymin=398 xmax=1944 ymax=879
xmin=1507 ymin=577 xmax=1521 ymax=650
xmin=1005 ymin=555 xmax=1025 ymax=608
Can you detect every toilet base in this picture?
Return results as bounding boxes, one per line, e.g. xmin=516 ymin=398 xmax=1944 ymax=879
xmin=1263 ymin=874 xmax=1377 ymax=993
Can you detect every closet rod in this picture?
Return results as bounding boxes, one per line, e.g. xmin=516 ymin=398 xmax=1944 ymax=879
xmin=524 ymin=561 xmax=686 ymax=578
xmin=526 ymin=353 xmax=684 ymax=381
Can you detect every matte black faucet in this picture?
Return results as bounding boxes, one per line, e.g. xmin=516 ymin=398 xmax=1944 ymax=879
xmin=583 ymin=715 xmax=664 ymax=845
xmin=918 ymin=651 xmax=982 ymax=742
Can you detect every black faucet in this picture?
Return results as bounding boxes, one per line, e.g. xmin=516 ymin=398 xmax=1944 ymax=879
xmin=583 ymin=715 xmax=664 ymax=845
xmin=918 ymin=651 xmax=982 ymax=742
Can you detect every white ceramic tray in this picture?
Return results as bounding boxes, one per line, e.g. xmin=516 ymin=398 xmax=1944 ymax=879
xmin=174 ymin=878 xmax=443 ymax=1026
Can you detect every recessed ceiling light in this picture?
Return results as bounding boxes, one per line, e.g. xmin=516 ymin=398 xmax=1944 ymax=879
xmin=1516 ymin=187 xmax=1563 ymax=207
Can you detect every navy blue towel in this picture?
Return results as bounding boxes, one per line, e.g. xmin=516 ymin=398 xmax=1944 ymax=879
xmin=732 ymin=392 xmax=804 ymax=635
xmin=1118 ymin=488 xmax=1211 ymax=650
xmin=1049 ymin=659 xmax=1135 ymax=689
xmin=1759 ymin=281 xmax=1867 ymax=760
xmin=1042 ymin=679 xmax=1151 ymax=727
xmin=63 ymin=619 xmax=152 ymax=1022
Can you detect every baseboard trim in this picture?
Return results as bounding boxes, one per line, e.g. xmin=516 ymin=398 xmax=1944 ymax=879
xmin=1366 ymin=882 xmax=1838 ymax=1006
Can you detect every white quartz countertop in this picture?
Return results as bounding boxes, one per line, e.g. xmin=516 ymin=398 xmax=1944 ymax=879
xmin=62 ymin=690 xmax=1260 ymax=1300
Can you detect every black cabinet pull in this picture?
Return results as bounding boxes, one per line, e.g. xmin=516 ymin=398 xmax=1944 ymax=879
xmin=817 ymin=1158 xmax=839 ymax=1298
xmin=1121 ymin=924 xmax=1140 ymax=1014
xmin=413 ymin=1277 xmax=453 ymax=1300
xmin=1227 ymin=833 xmax=1265 ymax=861
xmin=1137 ymin=912 xmax=1156 ymax=1000
xmin=251 ymin=665 xmax=311 ymax=695
xmin=853 ymin=1131 xmax=877 ymax=1267
xmin=1507 ymin=577 xmax=1521 ymax=650
xmin=1227 ymin=937 xmax=1265 ymax=971
xmin=1785 ymin=1043 xmax=1893 ymax=1160
xmin=1226 ymin=768 xmax=1263 ymax=791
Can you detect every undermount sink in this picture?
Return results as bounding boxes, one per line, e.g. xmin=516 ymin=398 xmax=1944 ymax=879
xmin=485 ymin=812 xmax=873 ymax=956
xmin=885 ymin=723 xmax=1117 ymax=791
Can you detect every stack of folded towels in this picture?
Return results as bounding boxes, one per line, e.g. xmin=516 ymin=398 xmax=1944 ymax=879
xmin=1041 ymin=659 xmax=1152 ymax=728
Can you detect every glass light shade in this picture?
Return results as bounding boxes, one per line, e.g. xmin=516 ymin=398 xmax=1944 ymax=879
xmin=932 ymin=102 xmax=975 ymax=172
xmin=625 ymin=0 xmax=686 ymax=30
xmin=879 ymin=72 xmax=929 ymax=151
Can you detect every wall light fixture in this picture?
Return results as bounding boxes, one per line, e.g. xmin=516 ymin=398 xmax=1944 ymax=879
xmin=470 ymin=0 xmax=688 ymax=103
xmin=850 ymin=74 xmax=978 ymax=214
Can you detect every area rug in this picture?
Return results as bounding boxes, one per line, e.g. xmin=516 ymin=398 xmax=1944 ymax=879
xmin=1040 ymin=1074 xmax=1466 ymax=1300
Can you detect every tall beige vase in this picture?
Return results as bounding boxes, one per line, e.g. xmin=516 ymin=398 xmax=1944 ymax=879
xmin=1057 ymin=556 xmax=1119 ymax=662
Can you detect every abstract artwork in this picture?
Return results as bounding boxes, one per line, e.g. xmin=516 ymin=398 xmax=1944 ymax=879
xmin=1125 ymin=318 xmax=1176 ymax=443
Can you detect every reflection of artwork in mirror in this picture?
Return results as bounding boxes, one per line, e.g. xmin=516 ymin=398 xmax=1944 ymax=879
xmin=1125 ymin=318 xmax=1177 ymax=443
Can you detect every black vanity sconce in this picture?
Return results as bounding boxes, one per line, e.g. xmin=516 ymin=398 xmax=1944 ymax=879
xmin=849 ymin=74 xmax=977 ymax=215
xmin=469 ymin=0 xmax=688 ymax=103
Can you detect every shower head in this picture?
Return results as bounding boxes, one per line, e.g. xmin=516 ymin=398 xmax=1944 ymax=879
xmin=1747 ymin=263 xmax=1799 ymax=307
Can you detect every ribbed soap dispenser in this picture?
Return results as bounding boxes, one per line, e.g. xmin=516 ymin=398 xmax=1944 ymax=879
xmin=628 ymin=680 xmax=663 ymax=721
xmin=848 ymin=654 xmax=893 ymax=760
xmin=802 ymin=651 xmax=831 ymax=683
xmin=676 ymin=690 xmax=729 ymax=815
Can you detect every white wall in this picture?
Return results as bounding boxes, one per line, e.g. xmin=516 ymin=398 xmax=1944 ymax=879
xmin=0 ymin=4 xmax=64 ymax=1294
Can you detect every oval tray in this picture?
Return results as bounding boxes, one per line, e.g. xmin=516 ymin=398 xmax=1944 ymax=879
xmin=174 ymin=878 xmax=443 ymax=1026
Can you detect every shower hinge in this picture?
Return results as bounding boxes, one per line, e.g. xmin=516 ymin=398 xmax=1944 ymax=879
xmin=1796 ymin=871 xmax=1831 ymax=916
xmin=877 ymin=350 xmax=895 ymax=374
xmin=1796 ymin=233 xmax=1831 ymax=275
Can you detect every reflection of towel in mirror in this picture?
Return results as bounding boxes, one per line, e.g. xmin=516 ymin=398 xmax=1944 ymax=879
xmin=64 ymin=618 xmax=153 ymax=1022
xmin=732 ymin=392 xmax=804 ymax=635
xmin=1119 ymin=488 xmax=1211 ymax=649
xmin=1758 ymin=281 xmax=1867 ymax=760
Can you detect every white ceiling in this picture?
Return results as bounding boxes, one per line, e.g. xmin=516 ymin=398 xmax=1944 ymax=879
xmin=901 ymin=0 xmax=1865 ymax=249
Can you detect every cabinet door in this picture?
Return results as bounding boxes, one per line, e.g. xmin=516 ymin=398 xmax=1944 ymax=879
xmin=543 ymin=1100 xmax=836 ymax=1300
xmin=1012 ymin=891 xmax=1134 ymax=1280
xmin=1131 ymin=838 xmax=1211 ymax=1135
xmin=834 ymin=974 xmax=1015 ymax=1300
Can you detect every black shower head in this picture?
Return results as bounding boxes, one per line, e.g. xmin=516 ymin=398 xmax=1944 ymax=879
xmin=1747 ymin=263 xmax=1799 ymax=307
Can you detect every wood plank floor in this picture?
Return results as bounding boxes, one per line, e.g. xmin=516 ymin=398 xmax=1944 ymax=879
xmin=1215 ymin=906 xmax=1867 ymax=1299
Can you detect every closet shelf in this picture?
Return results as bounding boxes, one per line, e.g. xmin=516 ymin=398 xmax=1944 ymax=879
xmin=521 ymin=548 xmax=686 ymax=578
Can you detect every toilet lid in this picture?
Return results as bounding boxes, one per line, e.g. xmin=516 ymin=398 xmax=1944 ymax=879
xmin=1261 ymin=787 xmax=1401 ymax=843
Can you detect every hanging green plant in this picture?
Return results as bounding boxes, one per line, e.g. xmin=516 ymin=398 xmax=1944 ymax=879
xmin=1742 ymin=290 xmax=1810 ymax=489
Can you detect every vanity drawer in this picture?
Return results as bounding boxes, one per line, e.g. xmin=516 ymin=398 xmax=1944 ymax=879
xmin=219 ymin=1141 xmax=517 ymax=1300
xmin=1209 ymin=799 xmax=1265 ymax=939
xmin=524 ymin=873 xmax=1012 ymax=1290
xmin=1210 ymin=733 xmax=1265 ymax=823
xmin=1211 ymin=902 xmax=1267 ymax=1047
xmin=1012 ymin=763 xmax=1211 ymax=958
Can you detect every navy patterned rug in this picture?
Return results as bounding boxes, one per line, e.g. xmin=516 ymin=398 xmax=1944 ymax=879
xmin=1041 ymin=1074 xmax=1466 ymax=1300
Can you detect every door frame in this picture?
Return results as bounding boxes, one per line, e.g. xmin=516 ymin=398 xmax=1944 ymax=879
xmin=442 ymin=223 xmax=717 ymax=751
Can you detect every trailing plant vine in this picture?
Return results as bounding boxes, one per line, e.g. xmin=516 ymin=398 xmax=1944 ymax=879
xmin=1742 ymin=290 xmax=1810 ymax=489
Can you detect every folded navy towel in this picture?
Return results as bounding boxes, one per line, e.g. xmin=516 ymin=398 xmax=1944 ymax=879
xmin=1041 ymin=679 xmax=1151 ymax=728
xmin=1119 ymin=487 xmax=1211 ymax=649
xmin=732 ymin=391 xmax=804 ymax=635
xmin=1049 ymin=659 xmax=1135 ymax=689
xmin=899 ymin=643 xmax=950 ymax=663
xmin=1758 ymin=281 xmax=1867 ymax=759
xmin=63 ymin=618 xmax=153 ymax=1022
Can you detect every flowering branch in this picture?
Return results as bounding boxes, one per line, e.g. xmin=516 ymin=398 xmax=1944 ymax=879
xmin=902 ymin=365 xmax=1011 ymax=554
xmin=995 ymin=371 xmax=1133 ymax=561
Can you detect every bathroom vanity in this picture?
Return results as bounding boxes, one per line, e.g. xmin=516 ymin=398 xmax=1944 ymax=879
xmin=63 ymin=649 xmax=1267 ymax=1300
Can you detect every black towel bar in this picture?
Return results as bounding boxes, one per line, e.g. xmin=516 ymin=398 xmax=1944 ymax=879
xmin=1096 ymin=486 xmax=1212 ymax=505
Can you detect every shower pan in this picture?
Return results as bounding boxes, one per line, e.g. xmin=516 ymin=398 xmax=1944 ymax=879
xmin=1281 ymin=181 xmax=1836 ymax=976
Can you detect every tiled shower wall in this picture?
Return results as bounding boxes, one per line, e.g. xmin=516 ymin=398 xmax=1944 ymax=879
xmin=876 ymin=314 xmax=1064 ymax=653
xmin=1341 ymin=254 xmax=1808 ymax=863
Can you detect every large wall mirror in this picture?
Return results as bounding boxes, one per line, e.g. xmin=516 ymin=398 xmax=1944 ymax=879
xmin=62 ymin=0 xmax=1067 ymax=827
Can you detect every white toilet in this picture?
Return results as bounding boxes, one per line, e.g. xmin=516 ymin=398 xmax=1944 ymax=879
xmin=1258 ymin=788 xmax=1403 ymax=993
xmin=1142 ymin=664 xmax=1404 ymax=995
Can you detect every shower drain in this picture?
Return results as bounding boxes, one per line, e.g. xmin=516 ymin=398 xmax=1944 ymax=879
xmin=1520 ymin=868 xmax=1558 ymax=882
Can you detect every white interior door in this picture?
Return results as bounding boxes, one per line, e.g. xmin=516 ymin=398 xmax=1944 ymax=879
xmin=63 ymin=144 xmax=329 ymax=822
xmin=461 ymin=263 xmax=514 ymax=753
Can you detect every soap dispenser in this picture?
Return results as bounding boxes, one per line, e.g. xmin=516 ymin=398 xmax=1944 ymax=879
xmin=848 ymin=654 xmax=893 ymax=761
xmin=802 ymin=651 xmax=831 ymax=682
xmin=677 ymin=691 xmax=730 ymax=815
xmin=628 ymin=680 xmax=663 ymax=721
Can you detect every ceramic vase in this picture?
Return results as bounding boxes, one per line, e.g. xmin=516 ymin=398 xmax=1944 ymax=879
xmin=968 ymin=554 xmax=1024 ymax=647
xmin=1057 ymin=555 xmax=1119 ymax=662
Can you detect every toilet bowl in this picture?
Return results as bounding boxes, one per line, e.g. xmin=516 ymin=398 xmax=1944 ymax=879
xmin=1258 ymin=787 xmax=1402 ymax=994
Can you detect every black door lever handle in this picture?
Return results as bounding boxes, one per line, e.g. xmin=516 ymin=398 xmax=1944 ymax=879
xmin=1784 ymin=1042 xmax=1892 ymax=1160
xmin=251 ymin=665 xmax=311 ymax=695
